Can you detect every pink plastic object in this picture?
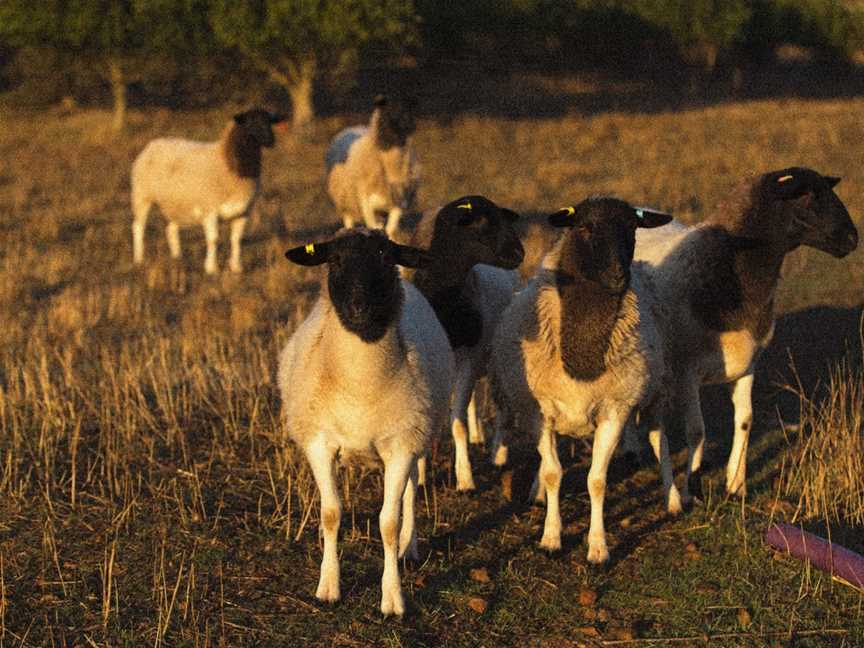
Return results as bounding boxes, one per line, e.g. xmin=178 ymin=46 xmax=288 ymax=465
xmin=765 ymin=522 xmax=864 ymax=589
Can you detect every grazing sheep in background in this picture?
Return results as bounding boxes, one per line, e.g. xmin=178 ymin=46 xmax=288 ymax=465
xmin=326 ymin=95 xmax=419 ymax=238
xmin=631 ymin=167 xmax=859 ymax=501
xmin=131 ymin=108 xmax=285 ymax=274
xmin=406 ymin=195 xmax=524 ymax=491
xmin=278 ymin=228 xmax=453 ymax=616
xmin=489 ymin=198 xmax=681 ymax=563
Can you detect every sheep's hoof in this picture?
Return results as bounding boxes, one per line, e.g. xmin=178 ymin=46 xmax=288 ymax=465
xmin=380 ymin=590 xmax=405 ymax=617
xmin=399 ymin=538 xmax=419 ymax=562
xmin=666 ymin=487 xmax=684 ymax=516
xmin=686 ymin=471 xmax=704 ymax=503
xmin=726 ymin=479 xmax=746 ymax=499
xmin=455 ymin=479 xmax=476 ymax=492
xmin=315 ymin=579 xmax=340 ymax=603
xmin=539 ymin=534 xmax=561 ymax=552
xmin=586 ymin=544 xmax=610 ymax=566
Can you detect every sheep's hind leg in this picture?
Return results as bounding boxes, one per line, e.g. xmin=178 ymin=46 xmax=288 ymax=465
xmin=679 ymin=380 xmax=707 ymax=505
xmin=644 ymin=415 xmax=683 ymax=515
xmin=202 ymin=213 xmax=219 ymax=275
xmin=452 ymin=366 xmax=478 ymax=491
xmin=467 ymin=392 xmax=484 ymax=444
xmin=229 ymin=216 xmax=247 ymax=273
xmin=398 ymin=458 xmax=419 ymax=561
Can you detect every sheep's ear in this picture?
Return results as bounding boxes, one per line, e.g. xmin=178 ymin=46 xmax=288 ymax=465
xmin=548 ymin=207 xmax=576 ymax=228
xmin=769 ymin=171 xmax=811 ymax=199
xmin=374 ymin=94 xmax=388 ymax=108
xmin=633 ymin=207 xmax=673 ymax=228
xmin=392 ymin=243 xmax=433 ymax=269
xmin=824 ymin=175 xmax=841 ymax=189
xmin=285 ymin=241 xmax=332 ymax=266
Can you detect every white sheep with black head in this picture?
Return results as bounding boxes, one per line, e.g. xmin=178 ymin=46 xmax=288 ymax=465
xmin=325 ymin=95 xmax=419 ymax=237
xmin=131 ymin=108 xmax=285 ymax=274
xmin=630 ymin=167 xmax=858 ymax=501
xmin=406 ymin=195 xmax=524 ymax=490
xmin=489 ymin=198 xmax=681 ymax=563
xmin=278 ymin=228 xmax=453 ymax=616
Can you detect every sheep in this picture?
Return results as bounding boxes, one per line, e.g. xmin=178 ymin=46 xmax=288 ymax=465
xmin=630 ymin=167 xmax=859 ymax=501
xmin=489 ymin=198 xmax=682 ymax=563
xmin=326 ymin=95 xmax=419 ymax=238
xmin=131 ymin=108 xmax=285 ymax=274
xmin=278 ymin=228 xmax=453 ymax=616
xmin=405 ymin=195 xmax=524 ymax=491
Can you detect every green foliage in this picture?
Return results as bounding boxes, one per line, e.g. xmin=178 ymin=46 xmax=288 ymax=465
xmin=209 ymin=0 xmax=417 ymax=73
xmin=627 ymin=0 xmax=751 ymax=51
xmin=0 ymin=0 xmax=211 ymax=60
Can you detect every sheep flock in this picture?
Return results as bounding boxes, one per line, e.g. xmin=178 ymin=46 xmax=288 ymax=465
xmin=128 ymin=95 xmax=859 ymax=615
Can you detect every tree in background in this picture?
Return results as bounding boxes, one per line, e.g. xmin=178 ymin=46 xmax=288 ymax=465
xmin=0 ymin=0 xmax=212 ymax=132
xmin=209 ymin=0 xmax=417 ymax=128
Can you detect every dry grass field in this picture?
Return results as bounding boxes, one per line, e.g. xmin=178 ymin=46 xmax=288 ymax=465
xmin=0 ymin=82 xmax=863 ymax=646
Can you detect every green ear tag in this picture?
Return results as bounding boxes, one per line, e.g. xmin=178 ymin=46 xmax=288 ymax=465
xmin=457 ymin=202 xmax=472 ymax=210
xmin=305 ymin=243 xmax=315 ymax=255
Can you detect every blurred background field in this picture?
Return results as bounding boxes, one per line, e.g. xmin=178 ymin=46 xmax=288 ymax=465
xmin=1 ymin=1 xmax=864 ymax=646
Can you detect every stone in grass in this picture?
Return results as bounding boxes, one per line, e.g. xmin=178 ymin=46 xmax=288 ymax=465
xmin=579 ymin=587 xmax=598 ymax=606
xmin=468 ymin=597 xmax=488 ymax=614
xmin=470 ymin=567 xmax=491 ymax=583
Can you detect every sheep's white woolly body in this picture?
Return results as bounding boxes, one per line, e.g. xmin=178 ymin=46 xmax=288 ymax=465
xmin=278 ymin=281 xmax=451 ymax=465
xmin=326 ymin=119 xmax=418 ymax=238
xmin=491 ymin=227 xmax=681 ymax=562
xmin=278 ymin=273 xmax=452 ymax=616
xmin=131 ymin=120 xmax=264 ymax=274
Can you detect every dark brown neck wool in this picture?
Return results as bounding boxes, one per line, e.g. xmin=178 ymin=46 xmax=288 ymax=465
xmin=692 ymin=205 xmax=786 ymax=338
xmin=225 ymin=125 xmax=262 ymax=178
xmin=557 ymin=272 xmax=623 ymax=381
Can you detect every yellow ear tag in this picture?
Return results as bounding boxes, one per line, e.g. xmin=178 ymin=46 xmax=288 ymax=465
xmin=305 ymin=243 xmax=315 ymax=255
xmin=561 ymin=206 xmax=576 ymax=217
xmin=457 ymin=202 xmax=472 ymax=210
xmin=778 ymin=175 xmax=794 ymax=183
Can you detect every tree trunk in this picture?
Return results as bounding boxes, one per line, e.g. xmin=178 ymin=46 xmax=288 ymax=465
xmin=263 ymin=57 xmax=317 ymax=131
xmin=108 ymin=59 xmax=127 ymax=133
xmin=287 ymin=63 xmax=315 ymax=130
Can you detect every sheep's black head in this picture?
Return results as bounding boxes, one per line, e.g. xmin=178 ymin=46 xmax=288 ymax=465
xmin=431 ymin=195 xmax=525 ymax=271
xmin=373 ymin=94 xmax=416 ymax=150
xmin=285 ymin=229 xmax=432 ymax=343
xmin=549 ymin=198 xmax=672 ymax=292
xmin=757 ymin=167 xmax=858 ymax=258
xmin=233 ymin=108 xmax=285 ymax=148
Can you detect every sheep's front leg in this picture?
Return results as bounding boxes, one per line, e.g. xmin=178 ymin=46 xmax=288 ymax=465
xmin=228 ymin=216 xmax=247 ymax=273
xmin=166 ymin=221 xmax=181 ymax=259
xmin=360 ymin=195 xmax=380 ymax=231
xmin=726 ymin=373 xmax=753 ymax=497
xmin=398 ymin=458 xmax=419 ymax=561
xmin=202 ymin=213 xmax=219 ymax=274
xmin=586 ymin=413 xmax=623 ymax=564
xmin=304 ymin=436 xmax=341 ymax=602
xmin=379 ymin=452 xmax=413 ymax=616
xmin=537 ymin=419 xmax=563 ymax=551
xmin=452 ymin=365 xmax=478 ymax=491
